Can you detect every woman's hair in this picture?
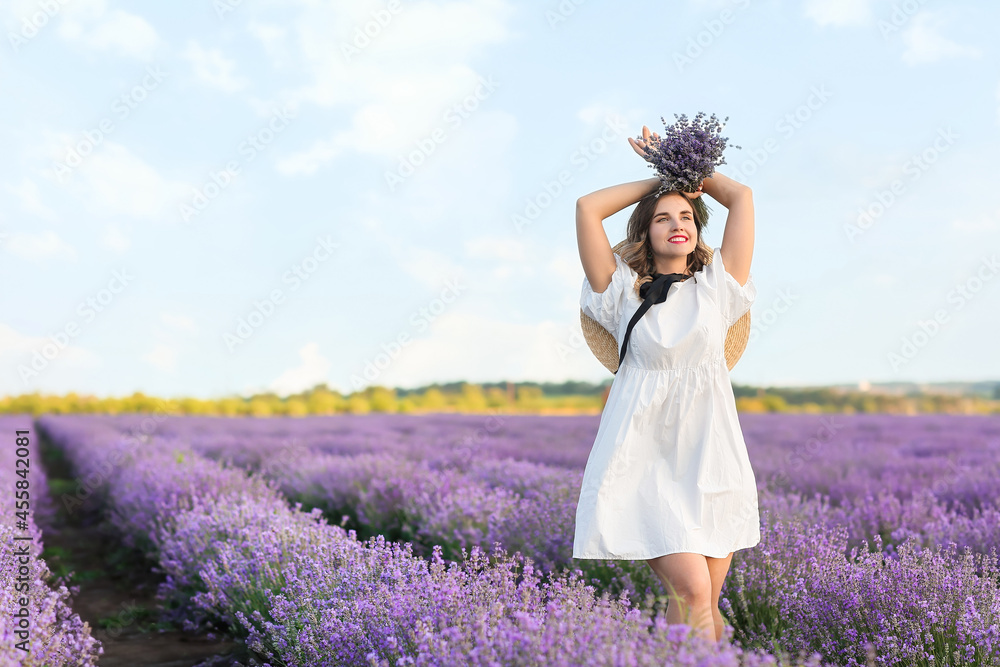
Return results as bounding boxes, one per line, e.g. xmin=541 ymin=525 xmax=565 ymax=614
xmin=618 ymin=189 xmax=713 ymax=296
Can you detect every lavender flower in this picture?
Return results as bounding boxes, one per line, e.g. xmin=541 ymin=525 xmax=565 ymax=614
xmin=639 ymin=112 xmax=741 ymax=192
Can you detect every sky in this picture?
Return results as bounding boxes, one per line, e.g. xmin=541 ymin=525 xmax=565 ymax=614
xmin=1 ymin=0 xmax=998 ymax=400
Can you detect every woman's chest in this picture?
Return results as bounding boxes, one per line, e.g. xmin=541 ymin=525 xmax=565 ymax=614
xmin=618 ymin=284 xmax=725 ymax=369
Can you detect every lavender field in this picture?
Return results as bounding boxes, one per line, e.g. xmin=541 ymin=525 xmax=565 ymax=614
xmin=4 ymin=412 xmax=999 ymax=666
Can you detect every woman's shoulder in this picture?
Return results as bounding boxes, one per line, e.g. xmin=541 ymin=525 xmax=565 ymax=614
xmin=694 ymin=246 xmax=722 ymax=278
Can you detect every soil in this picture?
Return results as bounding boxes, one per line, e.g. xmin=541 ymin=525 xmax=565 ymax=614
xmin=35 ymin=424 xmax=253 ymax=667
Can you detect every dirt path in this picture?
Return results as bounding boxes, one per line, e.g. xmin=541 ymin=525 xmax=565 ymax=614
xmin=36 ymin=426 xmax=250 ymax=667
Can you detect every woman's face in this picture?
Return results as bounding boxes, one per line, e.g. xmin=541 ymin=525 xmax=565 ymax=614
xmin=648 ymin=194 xmax=697 ymax=260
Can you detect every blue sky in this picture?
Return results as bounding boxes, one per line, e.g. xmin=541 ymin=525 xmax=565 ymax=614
xmin=1 ymin=0 xmax=998 ymax=399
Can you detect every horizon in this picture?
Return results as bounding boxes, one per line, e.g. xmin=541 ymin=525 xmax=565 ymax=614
xmin=2 ymin=0 xmax=998 ymax=398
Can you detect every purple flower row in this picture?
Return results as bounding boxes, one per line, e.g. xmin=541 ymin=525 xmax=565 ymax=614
xmin=37 ymin=414 xmax=825 ymax=666
xmin=58 ymin=412 xmax=1000 ymax=665
xmin=0 ymin=415 xmax=101 ymax=665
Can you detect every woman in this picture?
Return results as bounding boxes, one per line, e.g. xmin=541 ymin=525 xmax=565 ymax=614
xmin=573 ymin=125 xmax=759 ymax=643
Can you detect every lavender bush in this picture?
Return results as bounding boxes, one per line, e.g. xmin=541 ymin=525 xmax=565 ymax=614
xmin=36 ymin=414 xmax=826 ymax=666
xmin=33 ymin=412 xmax=1000 ymax=666
xmin=0 ymin=415 xmax=101 ymax=665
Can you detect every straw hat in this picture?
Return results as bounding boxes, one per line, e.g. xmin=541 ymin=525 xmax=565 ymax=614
xmin=580 ymin=239 xmax=751 ymax=373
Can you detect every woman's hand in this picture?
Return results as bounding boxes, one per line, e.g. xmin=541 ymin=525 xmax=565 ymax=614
xmin=684 ymin=180 xmax=705 ymax=199
xmin=628 ymin=124 xmax=659 ymax=162
xmin=631 ymin=124 xmax=706 ymax=197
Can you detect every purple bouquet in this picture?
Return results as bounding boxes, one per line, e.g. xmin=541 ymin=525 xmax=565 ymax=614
xmin=639 ymin=112 xmax=740 ymax=193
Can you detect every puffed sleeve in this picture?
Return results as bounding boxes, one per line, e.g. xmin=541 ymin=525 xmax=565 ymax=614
xmin=580 ymin=253 xmax=638 ymax=335
xmin=707 ymin=246 xmax=757 ymax=328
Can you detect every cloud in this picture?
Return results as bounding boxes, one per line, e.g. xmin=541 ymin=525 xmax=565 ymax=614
xmin=802 ymin=0 xmax=873 ymax=27
xmin=102 ymin=224 xmax=130 ymax=252
xmin=368 ymin=311 xmax=608 ymax=387
xmin=0 ymin=322 xmax=101 ymax=394
xmin=900 ymin=12 xmax=982 ymax=65
xmin=259 ymin=0 xmax=514 ymax=172
xmin=160 ymin=312 xmax=199 ymax=334
xmin=57 ymin=0 xmax=162 ymax=61
xmin=276 ymin=136 xmax=347 ymax=176
xmin=48 ymin=141 xmax=190 ymax=221
xmin=143 ymin=344 xmax=178 ymax=373
xmin=3 ymin=178 xmax=57 ymax=220
xmin=464 ymin=236 xmax=528 ymax=262
xmin=180 ymin=40 xmax=249 ymax=93
xmin=269 ymin=342 xmax=331 ymax=396
xmin=2 ymin=230 xmax=76 ymax=261
xmin=396 ymin=247 xmax=468 ymax=290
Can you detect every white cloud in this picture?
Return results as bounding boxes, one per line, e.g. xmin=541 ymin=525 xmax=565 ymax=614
xmin=3 ymin=230 xmax=76 ymax=261
xmin=102 ymin=224 xmax=130 ymax=252
xmin=950 ymin=211 xmax=999 ymax=233
xmin=276 ymin=137 xmax=347 ymax=176
xmin=143 ymin=344 xmax=178 ymax=373
xmin=48 ymin=141 xmax=190 ymax=221
xmin=180 ymin=40 xmax=249 ymax=93
xmin=259 ymin=0 xmax=514 ymax=173
xmin=57 ymin=0 xmax=162 ymax=61
xmin=247 ymin=20 xmax=289 ymax=65
xmin=900 ymin=12 xmax=981 ymax=65
xmin=373 ymin=311 xmax=608 ymax=387
xmin=802 ymin=0 xmax=873 ymax=27
xmin=0 ymin=322 xmax=101 ymax=395
xmin=464 ymin=236 xmax=527 ymax=262
xmin=160 ymin=312 xmax=199 ymax=334
xmin=3 ymin=178 xmax=56 ymax=220
xmin=269 ymin=342 xmax=331 ymax=396
xmin=578 ymin=103 xmax=626 ymax=127
xmin=396 ymin=247 xmax=468 ymax=290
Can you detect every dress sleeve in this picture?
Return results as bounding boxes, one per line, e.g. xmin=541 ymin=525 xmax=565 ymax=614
xmin=707 ymin=246 xmax=757 ymax=328
xmin=580 ymin=253 xmax=638 ymax=335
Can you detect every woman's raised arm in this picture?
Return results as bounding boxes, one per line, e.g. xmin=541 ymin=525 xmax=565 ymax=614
xmin=577 ymin=177 xmax=661 ymax=292
xmin=702 ymin=171 xmax=754 ymax=287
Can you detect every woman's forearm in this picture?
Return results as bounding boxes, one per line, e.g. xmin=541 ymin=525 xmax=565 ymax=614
xmin=577 ymin=177 xmax=661 ymax=220
xmin=701 ymin=171 xmax=751 ymax=207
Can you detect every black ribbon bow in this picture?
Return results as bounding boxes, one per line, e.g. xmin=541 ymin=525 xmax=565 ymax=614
xmin=617 ymin=271 xmax=695 ymax=371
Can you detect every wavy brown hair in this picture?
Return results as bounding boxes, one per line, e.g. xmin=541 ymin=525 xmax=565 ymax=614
xmin=618 ymin=189 xmax=713 ymax=297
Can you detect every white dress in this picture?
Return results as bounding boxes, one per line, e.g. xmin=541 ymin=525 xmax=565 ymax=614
xmin=573 ymin=246 xmax=761 ymax=560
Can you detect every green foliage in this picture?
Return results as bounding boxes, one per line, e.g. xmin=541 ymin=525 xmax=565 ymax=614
xmin=2 ymin=381 xmax=997 ymax=417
